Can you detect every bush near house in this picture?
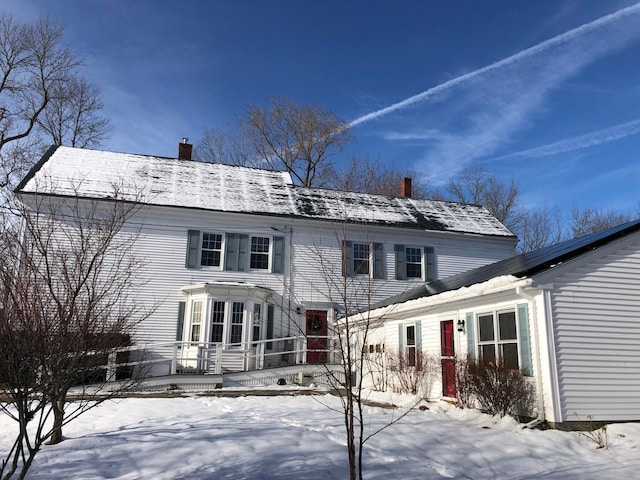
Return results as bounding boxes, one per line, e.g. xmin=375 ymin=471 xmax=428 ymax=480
xmin=456 ymin=355 xmax=535 ymax=418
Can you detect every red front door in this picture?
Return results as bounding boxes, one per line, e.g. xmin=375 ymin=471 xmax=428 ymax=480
xmin=306 ymin=310 xmax=328 ymax=364
xmin=441 ymin=320 xmax=456 ymax=398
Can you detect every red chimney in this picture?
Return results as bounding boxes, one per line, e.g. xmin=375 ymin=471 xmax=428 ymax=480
xmin=178 ymin=137 xmax=192 ymax=160
xmin=400 ymin=177 xmax=412 ymax=198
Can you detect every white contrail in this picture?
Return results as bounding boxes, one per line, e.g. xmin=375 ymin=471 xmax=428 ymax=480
xmin=490 ymin=118 xmax=640 ymax=161
xmin=349 ymin=2 xmax=640 ymax=127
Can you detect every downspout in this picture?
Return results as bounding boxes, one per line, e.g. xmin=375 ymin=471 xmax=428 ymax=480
xmin=287 ymin=226 xmax=293 ymax=336
xmin=541 ymin=287 xmax=563 ymax=424
xmin=515 ymin=287 xmax=546 ymax=426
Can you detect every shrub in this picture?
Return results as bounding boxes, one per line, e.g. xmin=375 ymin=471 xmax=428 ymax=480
xmin=458 ymin=356 xmax=534 ymax=417
xmin=386 ymin=350 xmax=438 ymax=396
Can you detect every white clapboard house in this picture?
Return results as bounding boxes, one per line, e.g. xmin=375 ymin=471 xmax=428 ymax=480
xmin=16 ymin=142 xmax=516 ymax=383
xmin=355 ymin=219 xmax=640 ymax=426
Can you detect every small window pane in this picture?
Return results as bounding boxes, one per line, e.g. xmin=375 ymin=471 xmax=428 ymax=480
xmin=498 ymin=311 xmax=517 ymax=340
xmin=480 ymin=344 xmax=495 ymax=363
xmin=406 ymin=325 xmax=416 ymax=346
xmin=501 ymin=343 xmax=519 ymax=369
xmin=478 ymin=314 xmax=494 ymax=342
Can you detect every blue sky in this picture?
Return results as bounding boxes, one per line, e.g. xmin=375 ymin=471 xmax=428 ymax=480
xmin=6 ymin=0 xmax=640 ymax=214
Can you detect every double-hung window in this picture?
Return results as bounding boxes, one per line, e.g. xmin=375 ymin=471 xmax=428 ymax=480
xmin=405 ymin=324 xmax=416 ymax=367
xmin=477 ymin=310 xmax=519 ymax=369
xmin=230 ymin=302 xmax=245 ymax=344
xmin=210 ymin=301 xmax=225 ymax=343
xmin=395 ymin=245 xmax=435 ymax=281
xmin=250 ymin=236 xmax=270 ymax=270
xmin=201 ymin=233 xmax=223 ymax=267
xmin=190 ymin=300 xmax=203 ymax=342
xmin=353 ymin=243 xmax=370 ymax=275
xmin=405 ymin=247 xmax=422 ymax=278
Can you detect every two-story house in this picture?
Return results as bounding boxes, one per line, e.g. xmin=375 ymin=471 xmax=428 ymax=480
xmin=15 ymin=143 xmax=517 ymax=378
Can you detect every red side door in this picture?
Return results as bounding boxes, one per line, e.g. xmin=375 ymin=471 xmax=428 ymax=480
xmin=306 ymin=310 xmax=328 ymax=364
xmin=441 ymin=320 xmax=456 ymax=398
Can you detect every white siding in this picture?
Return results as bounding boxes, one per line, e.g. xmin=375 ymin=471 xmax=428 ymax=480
xmin=545 ymin=237 xmax=640 ymax=422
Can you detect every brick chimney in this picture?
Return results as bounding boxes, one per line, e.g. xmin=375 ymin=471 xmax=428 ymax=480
xmin=400 ymin=177 xmax=412 ymax=198
xmin=178 ymin=137 xmax=192 ymax=160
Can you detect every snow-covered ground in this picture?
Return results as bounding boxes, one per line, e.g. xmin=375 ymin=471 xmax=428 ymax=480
xmin=2 ymin=390 xmax=640 ymax=479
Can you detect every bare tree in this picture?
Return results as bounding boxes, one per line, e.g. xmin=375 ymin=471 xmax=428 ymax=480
xmin=515 ymin=205 xmax=563 ymax=253
xmin=37 ymin=77 xmax=111 ymax=148
xmin=446 ymin=165 xmax=520 ymax=229
xmin=301 ymin=224 xmax=423 ymax=480
xmin=240 ymin=97 xmax=352 ymax=187
xmin=0 ymin=14 xmax=110 ymax=191
xmin=193 ymin=126 xmax=252 ymax=166
xmin=0 ymin=186 xmax=150 ymax=479
xmin=330 ymin=155 xmax=438 ymax=199
xmin=569 ymin=205 xmax=635 ymax=238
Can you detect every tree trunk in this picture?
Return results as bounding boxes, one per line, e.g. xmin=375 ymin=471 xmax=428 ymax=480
xmin=48 ymin=393 xmax=66 ymax=445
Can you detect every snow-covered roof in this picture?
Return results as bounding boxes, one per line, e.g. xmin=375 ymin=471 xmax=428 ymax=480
xmin=17 ymin=145 xmax=515 ymax=237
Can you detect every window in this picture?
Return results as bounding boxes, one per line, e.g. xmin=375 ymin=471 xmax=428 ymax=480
xmin=230 ymin=302 xmax=245 ymax=344
xmin=190 ymin=301 xmax=203 ymax=342
xmin=201 ymin=233 xmax=223 ymax=267
xmin=210 ymin=301 xmax=225 ymax=343
xmin=252 ymin=303 xmax=262 ymax=342
xmin=353 ymin=243 xmax=370 ymax=275
xmin=477 ymin=310 xmax=519 ymax=369
xmin=405 ymin=247 xmax=422 ymax=278
xmin=405 ymin=325 xmax=416 ymax=367
xmin=250 ymin=236 xmax=270 ymax=270
xmin=395 ymin=245 xmax=435 ymax=281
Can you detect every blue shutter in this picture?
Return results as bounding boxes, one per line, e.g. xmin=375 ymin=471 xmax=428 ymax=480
xmin=342 ymin=240 xmax=353 ymax=277
xmin=424 ymin=246 xmax=436 ymax=281
xmin=518 ymin=303 xmax=533 ymax=376
xmin=373 ymin=242 xmax=384 ymax=279
xmin=395 ymin=244 xmax=406 ymax=280
xmin=185 ymin=230 xmax=200 ymax=268
xmin=466 ymin=312 xmax=475 ymax=356
xmin=176 ymin=301 xmax=186 ymax=341
xmin=415 ymin=320 xmax=422 ymax=352
xmin=272 ymin=236 xmax=285 ymax=273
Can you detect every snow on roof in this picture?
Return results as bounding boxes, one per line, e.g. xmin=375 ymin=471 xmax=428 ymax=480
xmin=17 ymin=146 xmax=515 ymax=237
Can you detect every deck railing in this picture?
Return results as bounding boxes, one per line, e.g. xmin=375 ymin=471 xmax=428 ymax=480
xmin=99 ymin=335 xmax=335 ymax=381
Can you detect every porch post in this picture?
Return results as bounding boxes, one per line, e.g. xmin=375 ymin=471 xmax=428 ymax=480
xmin=171 ymin=344 xmax=178 ymax=375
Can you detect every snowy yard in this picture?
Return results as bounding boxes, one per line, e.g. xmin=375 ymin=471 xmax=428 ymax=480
xmin=2 ymin=390 xmax=639 ymax=479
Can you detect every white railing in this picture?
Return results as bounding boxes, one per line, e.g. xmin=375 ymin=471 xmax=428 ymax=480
xmin=99 ymin=335 xmax=335 ymax=381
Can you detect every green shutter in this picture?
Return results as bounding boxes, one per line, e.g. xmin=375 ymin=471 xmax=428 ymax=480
xmin=373 ymin=242 xmax=384 ymax=279
xmin=225 ymin=233 xmax=239 ymax=271
xmin=176 ymin=301 xmax=186 ymax=341
xmin=272 ymin=236 xmax=285 ymax=273
xmin=395 ymin=244 xmax=406 ymax=280
xmin=424 ymin=246 xmax=436 ymax=281
xmin=185 ymin=230 xmax=200 ymax=268
xmin=466 ymin=312 xmax=475 ymax=356
xmin=342 ymin=240 xmax=353 ymax=277
xmin=518 ymin=303 xmax=533 ymax=376
xmin=225 ymin=233 xmax=249 ymax=271
xmin=238 ymin=234 xmax=249 ymax=271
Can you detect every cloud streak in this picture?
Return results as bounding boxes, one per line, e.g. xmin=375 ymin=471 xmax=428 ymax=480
xmin=489 ymin=118 xmax=640 ymax=161
xmin=349 ymin=2 xmax=640 ymax=127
